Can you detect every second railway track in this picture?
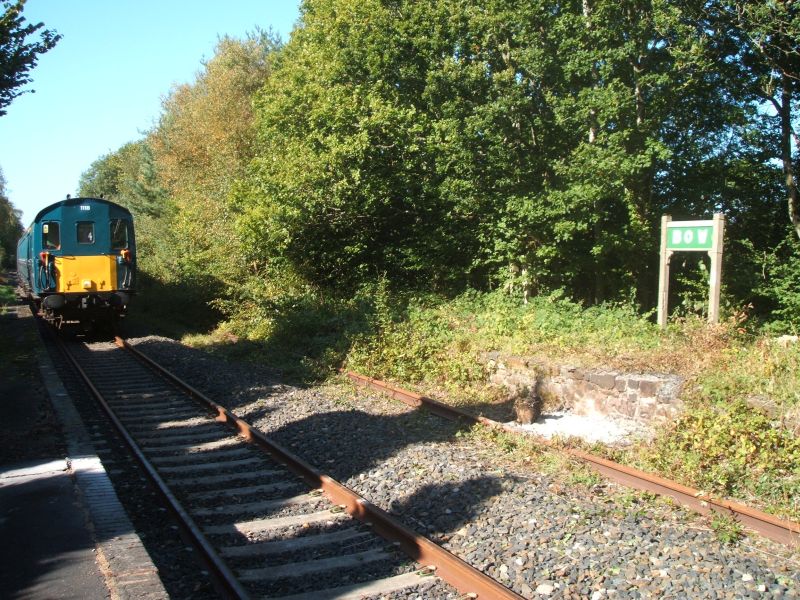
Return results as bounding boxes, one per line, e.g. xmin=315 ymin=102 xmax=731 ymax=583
xmin=57 ymin=336 xmax=522 ymax=599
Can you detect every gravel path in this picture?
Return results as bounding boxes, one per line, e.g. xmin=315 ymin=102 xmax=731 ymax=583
xmin=130 ymin=336 xmax=799 ymax=599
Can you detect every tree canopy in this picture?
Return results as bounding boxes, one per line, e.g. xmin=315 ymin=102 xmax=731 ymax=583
xmin=236 ymin=0 xmax=793 ymax=305
xmin=80 ymin=0 xmax=800 ymax=330
xmin=0 ymin=0 xmax=60 ymax=116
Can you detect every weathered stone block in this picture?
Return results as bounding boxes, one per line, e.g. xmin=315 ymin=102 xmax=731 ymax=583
xmin=623 ymin=401 xmax=638 ymax=418
xmin=638 ymin=397 xmax=657 ymax=419
xmin=608 ymin=397 xmax=627 ymax=416
xmin=589 ymin=372 xmax=617 ymax=390
xmin=573 ymin=396 xmax=598 ymax=415
xmin=638 ymin=379 xmax=660 ymax=397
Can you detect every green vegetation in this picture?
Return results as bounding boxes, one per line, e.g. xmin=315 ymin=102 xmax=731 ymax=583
xmin=0 ymin=168 xmax=23 ymax=269
xmin=133 ymin=284 xmax=800 ymax=522
xmin=80 ymin=0 xmax=800 ymax=331
xmin=0 ymin=280 xmax=16 ymax=306
xmin=709 ymin=513 xmax=745 ymax=545
xmin=72 ymin=0 xmax=800 ymax=523
xmin=343 ymin=289 xmax=800 ymax=520
xmin=0 ymin=0 xmax=61 ymax=116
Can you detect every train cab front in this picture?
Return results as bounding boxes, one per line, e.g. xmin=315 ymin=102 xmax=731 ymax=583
xmin=37 ymin=214 xmax=136 ymax=330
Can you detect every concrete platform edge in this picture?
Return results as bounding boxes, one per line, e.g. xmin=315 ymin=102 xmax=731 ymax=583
xmin=35 ymin=320 xmax=169 ymax=600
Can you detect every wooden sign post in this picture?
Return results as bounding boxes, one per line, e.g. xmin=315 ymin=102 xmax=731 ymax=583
xmin=657 ymin=213 xmax=725 ymax=329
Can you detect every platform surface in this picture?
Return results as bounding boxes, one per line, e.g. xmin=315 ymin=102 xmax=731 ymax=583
xmin=0 ymin=459 xmax=110 ymax=600
xmin=0 ymin=304 xmax=166 ymax=600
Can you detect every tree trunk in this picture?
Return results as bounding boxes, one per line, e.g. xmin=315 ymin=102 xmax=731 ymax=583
xmin=583 ymin=0 xmax=602 ymax=303
xmin=779 ymin=74 xmax=800 ymax=240
xmin=583 ymin=0 xmax=598 ymax=144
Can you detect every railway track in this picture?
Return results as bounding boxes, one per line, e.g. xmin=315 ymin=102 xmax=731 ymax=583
xmin=58 ymin=336 xmax=523 ymax=599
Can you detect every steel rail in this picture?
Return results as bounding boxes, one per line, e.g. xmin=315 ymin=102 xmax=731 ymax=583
xmin=57 ymin=338 xmax=252 ymax=600
xmin=344 ymin=370 xmax=800 ymax=548
xmin=117 ymin=337 xmax=524 ymax=600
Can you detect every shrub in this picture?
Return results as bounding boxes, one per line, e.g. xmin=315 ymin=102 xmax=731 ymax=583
xmin=641 ymin=399 xmax=800 ymax=518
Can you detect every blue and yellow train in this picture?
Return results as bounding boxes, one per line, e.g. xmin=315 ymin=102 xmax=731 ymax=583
xmin=16 ymin=197 xmax=136 ymax=329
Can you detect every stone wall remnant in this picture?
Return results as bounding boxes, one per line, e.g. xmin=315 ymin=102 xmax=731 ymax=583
xmin=481 ymin=353 xmax=683 ymax=424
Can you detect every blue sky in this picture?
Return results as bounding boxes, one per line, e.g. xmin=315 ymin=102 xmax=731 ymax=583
xmin=1 ymin=0 xmax=300 ymax=225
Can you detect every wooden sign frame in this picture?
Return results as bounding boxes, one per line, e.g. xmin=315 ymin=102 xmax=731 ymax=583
xmin=657 ymin=213 xmax=725 ymax=329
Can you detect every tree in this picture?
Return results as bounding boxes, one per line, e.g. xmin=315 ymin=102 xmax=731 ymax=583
xmin=149 ymin=32 xmax=281 ymax=292
xmin=79 ymin=140 xmax=165 ymax=218
xmin=731 ymin=1 xmax=800 ymax=241
xmin=0 ymin=167 xmax=23 ymax=268
xmin=239 ymin=0 xmax=748 ymax=305
xmin=691 ymin=1 xmax=800 ymax=240
xmin=75 ymin=0 xmax=800 ymax=322
xmin=0 ymin=0 xmax=60 ymax=116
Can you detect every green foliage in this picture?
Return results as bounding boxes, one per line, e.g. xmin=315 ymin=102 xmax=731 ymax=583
xmin=216 ymin=285 xmax=376 ymax=383
xmin=79 ymin=140 xmax=166 ymax=217
xmin=709 ymin=513 xmax=744 ymax=545
xmin=149 ymin=32 xmax=281 ymax=305
xmin=0 ymin=167 xmax=23 ymax=268
xmin=346 ymin=288 xmax=664 ymax=387
xmin=125 ymin=269 xmax=223 ymax=339
xmin=74 ymin=0 xmax=800 ymax=522
xmin=78 ymin=34 xmax=282 ymax=336
xmin=227 ymin=0 xmax=796 ymax=316
xmin=755 ymin=236 xmax=800 ymax=333
xmin=340 ymin=287 xmax=799 ymax=519
xmin=672 ymin=256 xmax=712 ymax=318
xmin=0 ymin=278 xmax=15 ymax=304
xmin=695 ymin=0 xmax=800 ymax=241
xmin=0 ymin=0 xmax=60 ymax=116
xmin=566 ymin=465 xmax=603 ymax=488
xmin=82 ymin=0 xmax=800 ymax=331
xmin=642 ymin=399 xmax=799 ymax=518
xmin=698 ymin=341 xmax=800 ymax=414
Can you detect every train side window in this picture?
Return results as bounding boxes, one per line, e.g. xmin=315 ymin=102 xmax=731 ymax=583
xmin=77 ymin=222 xmax=95 ymax=244
xmin=42 ymin=222 xmax=60 ymax=249
xmin=110 ymin=219 xmax=128 ymax=249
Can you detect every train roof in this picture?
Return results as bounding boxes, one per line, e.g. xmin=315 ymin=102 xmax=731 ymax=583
xmin=32 ymin=197 xmax=132 ymax=224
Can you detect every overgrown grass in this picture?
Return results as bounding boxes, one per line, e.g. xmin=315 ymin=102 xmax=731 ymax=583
xmin=148 ymin=283 xmax=799 ymax=521
xmin=0 ymin=279 xmax=17 ymax=307
xmin=342 ymin=289 xmax=800 ymax=521
xmin=344 ymin=290 xmax=752 ymax=395
xmin=184 ymin=290 xmax=374 ymax=383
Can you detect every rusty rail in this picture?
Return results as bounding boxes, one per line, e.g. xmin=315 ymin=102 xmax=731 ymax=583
xmin=118 ymin=338 xmax=524 ymax=600
xmin=344 ymin=371 xmax=800 ymax=548
xmin=58 ymin=338 xmax=251 ymax=600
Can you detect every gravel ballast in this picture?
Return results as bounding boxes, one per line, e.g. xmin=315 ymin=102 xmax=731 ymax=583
xmin=129 ymin=336 xmax=799 ymax=599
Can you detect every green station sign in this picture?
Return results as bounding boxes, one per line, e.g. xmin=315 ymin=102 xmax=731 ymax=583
xmin=666 ymin=222 xmax=714 ymax=251
xmin=658 ymin=215 xmax=725 ymax=328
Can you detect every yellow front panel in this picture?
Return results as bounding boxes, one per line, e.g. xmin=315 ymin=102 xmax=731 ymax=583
xmin=54 ymin=256 xmax=118 ymax=293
